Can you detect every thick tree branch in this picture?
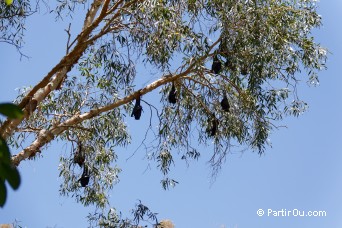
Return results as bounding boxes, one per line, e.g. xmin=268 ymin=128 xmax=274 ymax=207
xmin=11 ymin=72 xmax=180 ymax=166
xmin=11 ymin=33 xmax=221 ymax=166
xmin=11 ymin=53 xmax=213 ymax=166
xmin=82 ymin=0 xmax=103 ymax=31
xmin=0 ymin=0 xmax=118 ymax=140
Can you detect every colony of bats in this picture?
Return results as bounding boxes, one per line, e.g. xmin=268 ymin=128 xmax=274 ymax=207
xmin=73 ymin=51 xmax=248 ymax=187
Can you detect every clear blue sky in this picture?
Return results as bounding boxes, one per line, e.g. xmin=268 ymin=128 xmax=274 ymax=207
xmin=1 ymin=1 xmax=342 ymax=227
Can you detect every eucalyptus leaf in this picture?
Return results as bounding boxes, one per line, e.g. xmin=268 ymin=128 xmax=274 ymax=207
xmin=0 ymin=103 xmax=23 ymax=119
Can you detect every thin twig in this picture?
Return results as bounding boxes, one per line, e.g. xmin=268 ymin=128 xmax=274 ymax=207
xmin=65 ymin=23 xmax=72 ymax=54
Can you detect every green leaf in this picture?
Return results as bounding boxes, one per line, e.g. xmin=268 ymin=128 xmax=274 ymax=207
xmin=2 ymin=164 xmax=20 ymax=190
xmin=0 ymin=103 xmax=23 ymax=119
xmin=0 ymin=164 xmax=5 ymax=180
xmin=0 ymin=180 xmax=7 ymax=207
xmin=0 ymin=137 xmax=11 ymax=163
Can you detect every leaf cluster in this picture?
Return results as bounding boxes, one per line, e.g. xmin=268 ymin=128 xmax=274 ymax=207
xmin=0 ymin=103 xmax=23 ymax=207
xmin=0 ymin=0 xmax=36 ymax=56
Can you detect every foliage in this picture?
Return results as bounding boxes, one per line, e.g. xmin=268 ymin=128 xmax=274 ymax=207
xmin=0 ymin=103 xmax=23 ymax=207
xmin=0 ymin=0 xmax=326 ymax=226
xmin=87 ymin=201 xmax=158 ymax=228
xmin=0 ymin=0 xmax=37 ymax=56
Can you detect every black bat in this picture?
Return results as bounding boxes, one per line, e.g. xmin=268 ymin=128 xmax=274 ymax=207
xmin=211 ymin=118 xmax=219 ymax=136
xmin=168 ymin=83 xmax=177 ymax=104
xmin=73 ymin=142 xmax=85 ymax=167
xmin=241 ymin=66 xmax=248 ymax=76
xmin=220 ymin=94 xmax=230 ymax=112
xmin=207 ymin=115 xmax=219 ymax=137
xmin=211 ymin=55 xmax=222 ymax=74
xmin=79 ymin=165 xmax=90 ymax=187
xmin=131 ymin=96 xmax=142 ymax=120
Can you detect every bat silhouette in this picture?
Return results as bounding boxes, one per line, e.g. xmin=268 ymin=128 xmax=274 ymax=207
xmin=131 ymin=96 xmax=142 ymax=120
xmin=168 ymin=83 xmax=177 ymax=104
xmin=220 ymin=94 xmax=230 ymax=112
xmin=211 ymin=55 xmax=222 ymax=74
xmin=79 ymin=165 xmax=90 ymax=187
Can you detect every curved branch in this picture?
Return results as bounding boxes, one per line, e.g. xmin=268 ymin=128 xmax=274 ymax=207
xmin=11 ymin=32 xmax=221 ymax=166
xmin=12 ymin=71 xmax=187 ymax=166
xmin=0 ymin=0 xmax=119 ymax=140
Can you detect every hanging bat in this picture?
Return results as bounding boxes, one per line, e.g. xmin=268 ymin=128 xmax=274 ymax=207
xmin=211 ymin=55 xmax=222 ymax=74
xmin=168 ymin=83 xmax=177 ymax=104
xmin=241 ymin=66 xmax=249 ymax=76
xmin=206 ymin=115 xmax=219 ymax=137
xmin=210 ymin=118 xmax=219 ymax=136
xmin=73 ymin=141 xmax=85 ymax=167
xmin=79 ymin=165 xmax=90 ymax=187
xmin=131 ymin=95 xmax=142 ymax=120
xmin=220 ymin=94 xmax=230 ymax=112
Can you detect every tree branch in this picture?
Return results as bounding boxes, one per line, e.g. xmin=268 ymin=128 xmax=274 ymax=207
xmin=0 ymin=0 xmax=118 ymax=140
xmin=11 ymin=63 xmax=197 ymax=166
xmin=11 ymin=32 xmax=221 ymax=166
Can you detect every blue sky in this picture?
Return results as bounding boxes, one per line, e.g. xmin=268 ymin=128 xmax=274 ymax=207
xmin=1 ymin=1 xmax=342 ymax=227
